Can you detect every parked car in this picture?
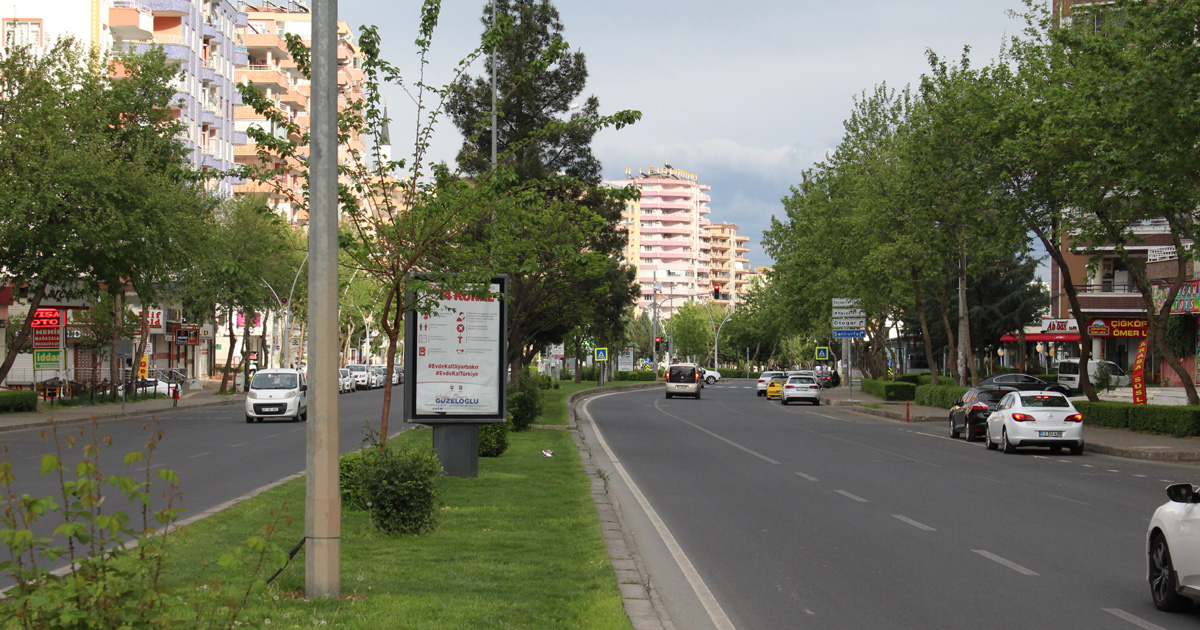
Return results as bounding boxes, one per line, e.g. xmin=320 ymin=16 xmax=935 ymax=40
xmin=119 ymin=378 xmax=174 ymax=397
xmin=347 ymin=364 xmax=371 ymax=389
xmin=369 ymin=365 xmax=386 ymax=388
xmin=338 ymin=368 xmax=356 ymax=394
xmin=245 ymin=368 xmax=307 ymax=423
xmin=665 ymin=363 xmax=702 ymax=399
xmin=699 ymin=368 xmax=722 ymax=385
xmin=391 ymin=365 xmax=403 ymax=385
xmin=1147 ymin=483 xmax=1200 ymax=612
xmin=978 ymin=373 xmax=1071 ymax=396
xmin=781 ymin=375 xmax=822 ymax=405
xmin=765 ymin=375 xmax=787 ymax=400
xmin=1057 ymin=358 xmax=1132 ymax=393
xmin=984 ymin=390 xmax=1084 ymax=455
xmin=757 ymin=371 xmax=786 ymax=397
xmin=815 ymin=366 xmax=840 ymax=388
xmin=948 ymin=386 xmax=1015 ymax=442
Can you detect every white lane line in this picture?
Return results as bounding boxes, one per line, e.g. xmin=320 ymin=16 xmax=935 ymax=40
xmin=795 ymin=472 xmax=819 ymax=482
xmin=1082 ymin=464 xmax=1094 ymax=468
xmin=265 ymin=433 xmax=280 ymax=439
xmin=1102 ymin=608 xmax=1166 ymax=630
xmin=187 ymin=451 xmax=213 ymax=459
xmin=916 ymin=431 xmax=959 ymax=443
xmin=893 ymin=514 xmax=936 ymax=531
xmin=150 ymin=463 xmax=165 ymax=470
xmin=1058 ymin=459 xmax=1071 ymax=463
xmin=1159 ymin=479 xmax=1174 ymax=483
xmin=580 ymin=399 xmax=735 ymax=630
xmin=1133 ymin=474 xmax=1147 ymax=478
xmin=972 ymin=550 xmax=1039 ymax=576
xmin=1045 ymin=493 xmax=1090 ymax=506
xmin=230 ymin=442 xmax=250 ymax=448
xmin=836 ymin=490 xmax=868 ymax=503
xmin=653 ymin=401 xmax=781 ymax=465
xmin=1107 ymin=469 xmax=1121 ymax=473
xmin=809 ymin=412 xmax=841 ymax=420
xmin=1033 ymin=455 xmax=1048 ymax=460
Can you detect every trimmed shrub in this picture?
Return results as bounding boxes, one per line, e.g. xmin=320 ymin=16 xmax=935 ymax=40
xmin=536 ymin=374 xmax=554 ymax=390
xmin=1073 ymin=401 xmax=1134 ymax=430
xmin=1127 ymin=406 xmax=1200 ymax=437
xmin=478 ymin=419 xmax=510 ymax=457
xmin=859 ymin=379 xmax=916 ymax=401
xmin=915 ymin=385 xmax=971 ymax=409
xmin=507 ymin=370 xmax=545 ymax=432
xmin=339 ymin=449 xmax=378 ymax=511
xmin=364 ymin=445 xmax=444 ymax=535
xmin=0 ymin=390 xmax=37 ymax=413
xmin=895 ymin=373 xmax=925 ymax=385
xmin=614 ymin=371 xmax=657 ymax=382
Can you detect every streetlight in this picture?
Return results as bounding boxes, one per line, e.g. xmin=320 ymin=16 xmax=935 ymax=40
xmin=261 ymin=253 xmax=309 ymax=369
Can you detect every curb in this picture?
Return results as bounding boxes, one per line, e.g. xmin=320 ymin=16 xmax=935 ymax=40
xmin=827 ymin=399 xmax=940 ymax=423
xmin=0 ymin=396 xmax=246 ymax=433
xmin=1083 ymin=442 xmax=1200 ymax=462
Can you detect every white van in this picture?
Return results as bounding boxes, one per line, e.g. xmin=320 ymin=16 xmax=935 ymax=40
xmin=1056 ymin=358 xmax=1131 ymax=393
xmin=245 ymin=368 xmax=307 ymax=423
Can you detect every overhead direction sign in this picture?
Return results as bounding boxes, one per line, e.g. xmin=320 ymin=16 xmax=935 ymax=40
xmin=832 ymin=317 xmax=867 ymax=329
xmin=832 ymin=298 xmax=859 ymax=308
xmin=833 ymin=329 xmax=867 ymax=339
xmin=832 ymin=308 xmax=865 ymax=318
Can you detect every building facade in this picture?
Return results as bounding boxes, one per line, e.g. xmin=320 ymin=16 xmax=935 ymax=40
xmin=704 ymin=223 xmax=751 ymax=306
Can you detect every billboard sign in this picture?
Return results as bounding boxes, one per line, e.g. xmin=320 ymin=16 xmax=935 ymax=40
xmin=30 ymin=309 xmax=62 ymax=328
xmin=33 ymin=349 xmax=60 ymax=369
xmin=33 ymin=327 xmax=60 ymax=349
xmin=405 ymin=276 xmax=508 ymax=424
xmin=832 ymin=298 xmax=859 ymax=308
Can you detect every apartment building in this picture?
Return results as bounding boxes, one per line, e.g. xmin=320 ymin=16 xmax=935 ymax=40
xmin=704 ymin=223 xmax=751 ymax=306
xmin=2 ymin=0 xmax=246 ymax=197
xmin=612 ymin=164 xmax=713 ymax=319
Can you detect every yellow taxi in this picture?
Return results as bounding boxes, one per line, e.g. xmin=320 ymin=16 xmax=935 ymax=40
xmin=765 ymin=375 xmax=787 ymax=400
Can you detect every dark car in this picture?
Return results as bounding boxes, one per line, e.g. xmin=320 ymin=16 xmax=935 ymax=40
xmin=949 ymin=386 xmax=1015 ymax=441
xmin=978 ymin=373 xmax=1070 ymax=396
xmin=815 ymin=366 xmax=840 ymax=388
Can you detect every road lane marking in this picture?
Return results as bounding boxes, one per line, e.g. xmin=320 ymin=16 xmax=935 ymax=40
xmin=230 ymin=442 xmax=249 ymax=448
xmin=892 ymin=514 xmax=936 ymax=531
xmin=972 ymin=550 xmax=1039 ymax=576
xmin=809 ymin=412 xmax=841 ymax=420
xmin=1045 ymin=493 xmax=1090 ymax=506
xmin=916 ymin=431 xmax=960 ymax=443
xmin=1159 ymin=479 xmax=1174 ymax=483
xmin=1102 ymin=608 xmax=1166 ymax=630
xmin=1133 ymin=474 xmax=1147 ymax=478
xmin=265 ymin=433 xmax=280 ymax=439
xmin=580 ymin=398 xmax=735 ymax=630
xmin=188 ymin=451 xmax=213 ymax=459
xmin=1107 ymin=469 xmax=1120 ymax=473
xmin=836 ymin=490 xmax=868 ymax=503
xmin=795 ymin=472 xmax=819 ymax=482
xmin=653 ymin=401 xmax=780 ymax=465
xmin=1082 ymin=464 xmax=1094 ymax=468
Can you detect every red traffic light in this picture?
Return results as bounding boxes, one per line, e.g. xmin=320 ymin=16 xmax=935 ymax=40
xmin=655 ymin=336 xmax=662 ymax=343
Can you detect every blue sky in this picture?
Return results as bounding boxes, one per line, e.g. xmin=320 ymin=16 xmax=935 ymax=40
xmin=338 ymin=0 xmax=1037 ymax=270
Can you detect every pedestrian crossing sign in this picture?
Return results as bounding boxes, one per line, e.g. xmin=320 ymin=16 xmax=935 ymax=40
xmin=594 ymin=347 xmax=608 ymax=362
xmin=815 ymin=346 xmax=830 ymax=361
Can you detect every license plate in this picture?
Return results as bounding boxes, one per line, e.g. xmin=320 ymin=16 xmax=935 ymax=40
xmin=1038 ymin=431 xmax=1063 ymax=438
xmin=263 ymin=406 xmax=282 ymax=413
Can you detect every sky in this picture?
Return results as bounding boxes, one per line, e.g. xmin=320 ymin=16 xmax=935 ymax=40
xmin=336 ymin=0 xmax=1036 ymax=270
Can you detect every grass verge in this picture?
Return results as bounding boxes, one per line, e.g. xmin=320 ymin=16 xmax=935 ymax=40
xmin=540 ymin=380 xmax=630 ymax=426
xmin=158 ymin=427 xmax=630 ymax=629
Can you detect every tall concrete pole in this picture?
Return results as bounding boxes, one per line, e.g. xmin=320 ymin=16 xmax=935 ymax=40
xmin=306 ymin=0 xmax=340 ymax=598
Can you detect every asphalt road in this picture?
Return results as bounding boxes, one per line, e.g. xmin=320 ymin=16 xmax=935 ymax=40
xmin=0 ymin=387 xmax=401 ymax=570
xmin=581 ymin=382 xmax=1200 ymax=630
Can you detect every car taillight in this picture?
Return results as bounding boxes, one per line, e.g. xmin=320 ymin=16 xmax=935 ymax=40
xmin=1066 ymin=414 xmax=1083 ymax=423
xmin=1011 ymin=413 xmax=1034 ymax=422
xmin=785 ymin=385 xmax=795 ymax=389
xmin=810 ymin=385 xmax=818 ymax=389
xmin=971 ymin=403 xmax=990 ymax=411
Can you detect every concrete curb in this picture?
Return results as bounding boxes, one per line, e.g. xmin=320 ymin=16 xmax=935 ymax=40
xmin=827 ymin=399 xmax=940 ymax=423
xmin=1083 ymin=442 xmax=1200 ymax=462
xmin=0 ymin=396 xmax=246 ymax=433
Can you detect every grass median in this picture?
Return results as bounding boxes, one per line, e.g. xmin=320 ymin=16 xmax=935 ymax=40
xmin=540 ymin=380 xmax=638 ymax=426
xmin=158 ymin=391 xmax=631 ymax=628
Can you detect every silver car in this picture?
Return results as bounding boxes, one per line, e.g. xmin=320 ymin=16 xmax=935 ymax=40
xmin=338 ymin=368 xmax=355 ymax=393
xmin=665 ymin=363 xmax=702 ymax=399
xmin=781 ymin=375 xmax=822 ymax=405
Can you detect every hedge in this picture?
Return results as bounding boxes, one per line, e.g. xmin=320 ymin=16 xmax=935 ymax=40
xmin=0 ymin=390 xmax=37 ymax=413
xmin=1074 ymin=401 xmax=1200 ymax=437
xmin=895 ymin=373 xmax=925 ymax=385
xmin=1072 ymin=401 xmax=1133 ymax=430
xmin=858 ymin=379 xmax=916 ymax=401
xmin=613 ymin=371 xmax=657 ymax=382
xmin=915 ymin=385 xmax=971 ymax=409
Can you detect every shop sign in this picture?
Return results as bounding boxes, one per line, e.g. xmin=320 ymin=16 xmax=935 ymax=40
xmin=141 ymin=309 xmax=165 ymax=334
xmin=1132 ymin=339 xmax=1148 ymax=405
xmin=33 ymin=349 xmax=60 ymax=369
xmin=33 ymin=327 xmax=60 ymax=349
xmin=1153 ymin=279 xmax=1200 ymax=314
xmin=1041 ymin=318 xmax=1079 ymax=334
xmin=31 ymin=309 xmax=62 ymax=328
xmin=1086 ymin=318 xmax=1146 ymax=338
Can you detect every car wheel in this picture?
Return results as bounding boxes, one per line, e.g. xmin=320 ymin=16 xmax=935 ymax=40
xmin=1049 ymin=445 xmax=1062 ymax=454
xmin=1150 ymin=534 xmax=1194 ymax=612
xmin=985 ymin=426 xmax=998 ymax=450
xmin=1002 ymin=428 xmax=1016 ymax=454
xmin=781 ymin=397 xmax=788 ymax=405
xmin=706 ymin=376 xmax=716 ymax=385
xmin=245 ymin=415 xmax=253 ymax=424
xmin=301 ymin=408 xmax=308 ymax=422
xmin=949 ymin=418 xmax=961 ymax=439
xmin=665 ymin=392 xmax=672 ymax=399
xmin=695 ymin=390 xmax=701 ymax=399
xmin=814 ymin=398 xmax=821 ymax=406
xmin=1069 ymin=443 xmax=1084 ymax=456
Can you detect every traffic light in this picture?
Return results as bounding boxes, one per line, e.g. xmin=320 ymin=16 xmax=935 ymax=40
xmin=713 ymin=283 xmax=721 ymax=299
xmin=655 ymin=336 xmax=662 ymax=352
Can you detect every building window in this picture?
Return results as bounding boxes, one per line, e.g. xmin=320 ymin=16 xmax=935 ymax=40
xmin=3 ymin=19 xmax=42 ymax=48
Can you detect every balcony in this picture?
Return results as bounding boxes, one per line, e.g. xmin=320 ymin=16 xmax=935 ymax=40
xmin=241 ymin=33 xmax=289 ymax=54
xmin=109 ymin=2 xmax=153 ymax=40
xmin=1074 ymin=283 xmax=1147 ymax=313
xmin=143 ymin=0 xmax=190 ymax=17
xmin=237 ymin=67 xmax=289 ymax=92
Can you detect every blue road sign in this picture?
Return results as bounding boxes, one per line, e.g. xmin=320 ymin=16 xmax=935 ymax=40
xmin=832 ymin=329 xmax=867 ymax=339
xmin=815 ymin=346 xmax=830 ymax=360
xmin=594 ymin=347 xmax=608 ymax=362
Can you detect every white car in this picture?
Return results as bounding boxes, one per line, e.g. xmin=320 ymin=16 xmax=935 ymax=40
xmin=984 ymin=390 xmax=1084 ymax=455
xmin=244 ymin=368 xmax=307 ymax=423
xmin=347 ymin=364 xmax=371 ymax=389
xmin=338 ymin=368 xmax=356 ymax=394
xmin=391 ymin=364 xmax=403 ymax=385
xmin=369 ymin=365 xmax=386 ymax=388
xmin=1147 ymin=483 xmax=1200 ymax=612
xmin=699 ymin=368 xmax=722 ymax=385
xmin=756 ymin=371 xmax=786 ymax=397
xmin=781 ymin=375 xmax=821 ymax=405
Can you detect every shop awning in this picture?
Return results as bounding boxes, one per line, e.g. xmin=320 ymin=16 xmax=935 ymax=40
xmin=999 ymin=333 xmax=1080 ymax=342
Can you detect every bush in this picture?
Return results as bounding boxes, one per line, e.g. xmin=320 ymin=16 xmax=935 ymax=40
xmin=1128 ymin=406 xmax=1200 ymax=437
xmin=340 ymin=448 xmax=379 ymax=511
xmin=364 ymin=445 xmax=444 ymax=535
xmin=859 ymin=379 xmax=916 ymax=401
xmin=507 ymin=370 xmax=545 ymax=432
xmin=0 ymin=390 xmax=37 ymax=413
xmin=1073 ymin=401 xmax=1134 ymax=429
xmin=536 ymin=374 xmax=554 ymax=390
xmin=614 ymin=370 xmax=657 ymax=382
xmin=478 ymin=419 xmax=510 ymax=457
xmin=895 ymin=373 xmax=925 ymax=385
xmin=914 ymin=385 xmax=971 ymax=408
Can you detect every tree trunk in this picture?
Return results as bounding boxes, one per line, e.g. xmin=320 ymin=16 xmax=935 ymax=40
xmin=1028 ymin=221 xmax=1097 ymax=401
xmin=957 ymin=246 xmax=974 ymax=387
xmin=240 ymin=312 xmax=253 ymax=390
xmin=0 ymin=281 xmax=48 ymax=388
xmin=939 ymin=271 xmax=960 ymax=384
xmin=573 ymin=334 xmax=584 ymax=384
xmin=219 ymin=308 xmax=238 ymax=394
xmin=377 ymin=286 xmax=402 ymax=449
xmin=911 ymin=265 xmax=938 ymax=386
xmin=1017 ymin=329 xmax=1028 ymax=374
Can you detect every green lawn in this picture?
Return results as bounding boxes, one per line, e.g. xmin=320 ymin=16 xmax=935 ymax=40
xmin=158 ymin=426 xmax=630 ymax=628
xmin=540 ymin=380 xmax=649 ymax=426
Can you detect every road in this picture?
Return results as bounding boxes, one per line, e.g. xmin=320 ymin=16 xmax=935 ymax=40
xmin=581 ymin=382 xmax=1200 ymax=630
xmin=0 ymin=387 xmax=401 ymax=568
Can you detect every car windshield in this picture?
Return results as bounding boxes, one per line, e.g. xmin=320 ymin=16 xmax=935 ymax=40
xmin=251 ymin=373 xmax=298 ymax=390
xmin=349 ymin=365 xmax=366 ymax=373
xmin=789 ymin=377 xmax=817 ymax=385
xmin=668 ymin=366 xmax=696 ymax=382
xmin=1020 ymin=394 xmax=1070 ymax=408
xmin=1058 ymin=362 xmax=1079 ymax=375
xmin=770 ymin=377 xmax=786 ymax=384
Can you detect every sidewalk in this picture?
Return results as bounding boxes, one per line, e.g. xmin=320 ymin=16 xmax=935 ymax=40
xmin=0 ymin=379 xmax=246 ymax=432
xmin=821 ymin=383 xmax=1200 ymax=463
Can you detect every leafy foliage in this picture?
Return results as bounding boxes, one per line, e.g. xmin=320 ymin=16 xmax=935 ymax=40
xmin=507 ymin=370 xmax=546 ymax=432
xmin=478 ymin=419 xmax=511 ymax=458
xmin=363 ymin=446 xmax=444 ymax=536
